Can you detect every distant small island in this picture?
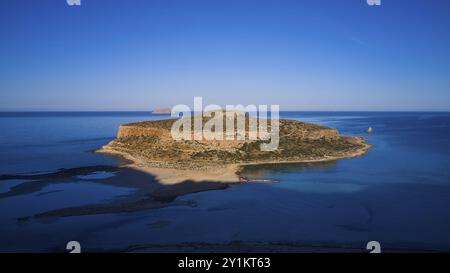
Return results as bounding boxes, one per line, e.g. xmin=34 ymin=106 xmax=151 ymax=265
xmin=152 ymin=108 xmax=172 ymax=114
xmin=97 ymin=113 xmax=371 ymax=184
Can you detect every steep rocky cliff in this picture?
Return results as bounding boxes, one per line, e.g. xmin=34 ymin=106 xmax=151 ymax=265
xmin=99 ymin=115 xmax=370 ymax=170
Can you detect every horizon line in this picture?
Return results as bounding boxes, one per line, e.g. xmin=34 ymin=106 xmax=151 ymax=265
xmin=1 ymin=110 xmax=450 ymax=113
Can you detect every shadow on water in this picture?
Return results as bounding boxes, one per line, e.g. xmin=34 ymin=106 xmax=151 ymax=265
xmin=0 ymin=165 xmax=233 ymax=222
xmin=1 ymin=160 xmax=338 ymax=222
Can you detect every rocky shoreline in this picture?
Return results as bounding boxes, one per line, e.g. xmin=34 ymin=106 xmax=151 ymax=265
xmin=97 ymin=116 xmax=372 ymax=184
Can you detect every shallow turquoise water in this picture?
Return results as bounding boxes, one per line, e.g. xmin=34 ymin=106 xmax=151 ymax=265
xmin=0 ymin=112 xmax=449 ymax=252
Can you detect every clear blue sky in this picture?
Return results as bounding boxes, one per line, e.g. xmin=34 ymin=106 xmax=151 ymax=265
xmin=1 ymin=0 xmax=450 ymax=111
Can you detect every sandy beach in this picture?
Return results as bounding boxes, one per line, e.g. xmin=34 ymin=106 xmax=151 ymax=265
xmin=96 ymin=138 xmax=372 ymax=185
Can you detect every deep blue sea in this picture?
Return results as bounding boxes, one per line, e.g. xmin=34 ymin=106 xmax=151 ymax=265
xmin=1 ymin=112 xmax=450 ymax=252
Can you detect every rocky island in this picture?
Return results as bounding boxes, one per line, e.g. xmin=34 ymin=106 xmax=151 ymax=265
xmin=97 ymin=113 xmax=371 ymax=184
xmin=151 ymin=108 xmax=172 ymax=115
xmin=4 ymin=114 xmax=372 ymax=221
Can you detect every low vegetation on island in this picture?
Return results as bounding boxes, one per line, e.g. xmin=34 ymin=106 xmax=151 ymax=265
xmin=97 ymin=113 xmax=371 ymax=183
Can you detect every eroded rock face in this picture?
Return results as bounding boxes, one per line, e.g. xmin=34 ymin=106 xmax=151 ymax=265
xmin=117 ymin=119 xmax=339 ymax=141
xmin=117 ymin=126 xmax=168 ymax=139
xmin=100 ymin=117 xmax=370 ymax=169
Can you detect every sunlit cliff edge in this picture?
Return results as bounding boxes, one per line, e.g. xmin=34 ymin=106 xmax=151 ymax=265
xmin=97 ymin=114 xmax=371 ymax=183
